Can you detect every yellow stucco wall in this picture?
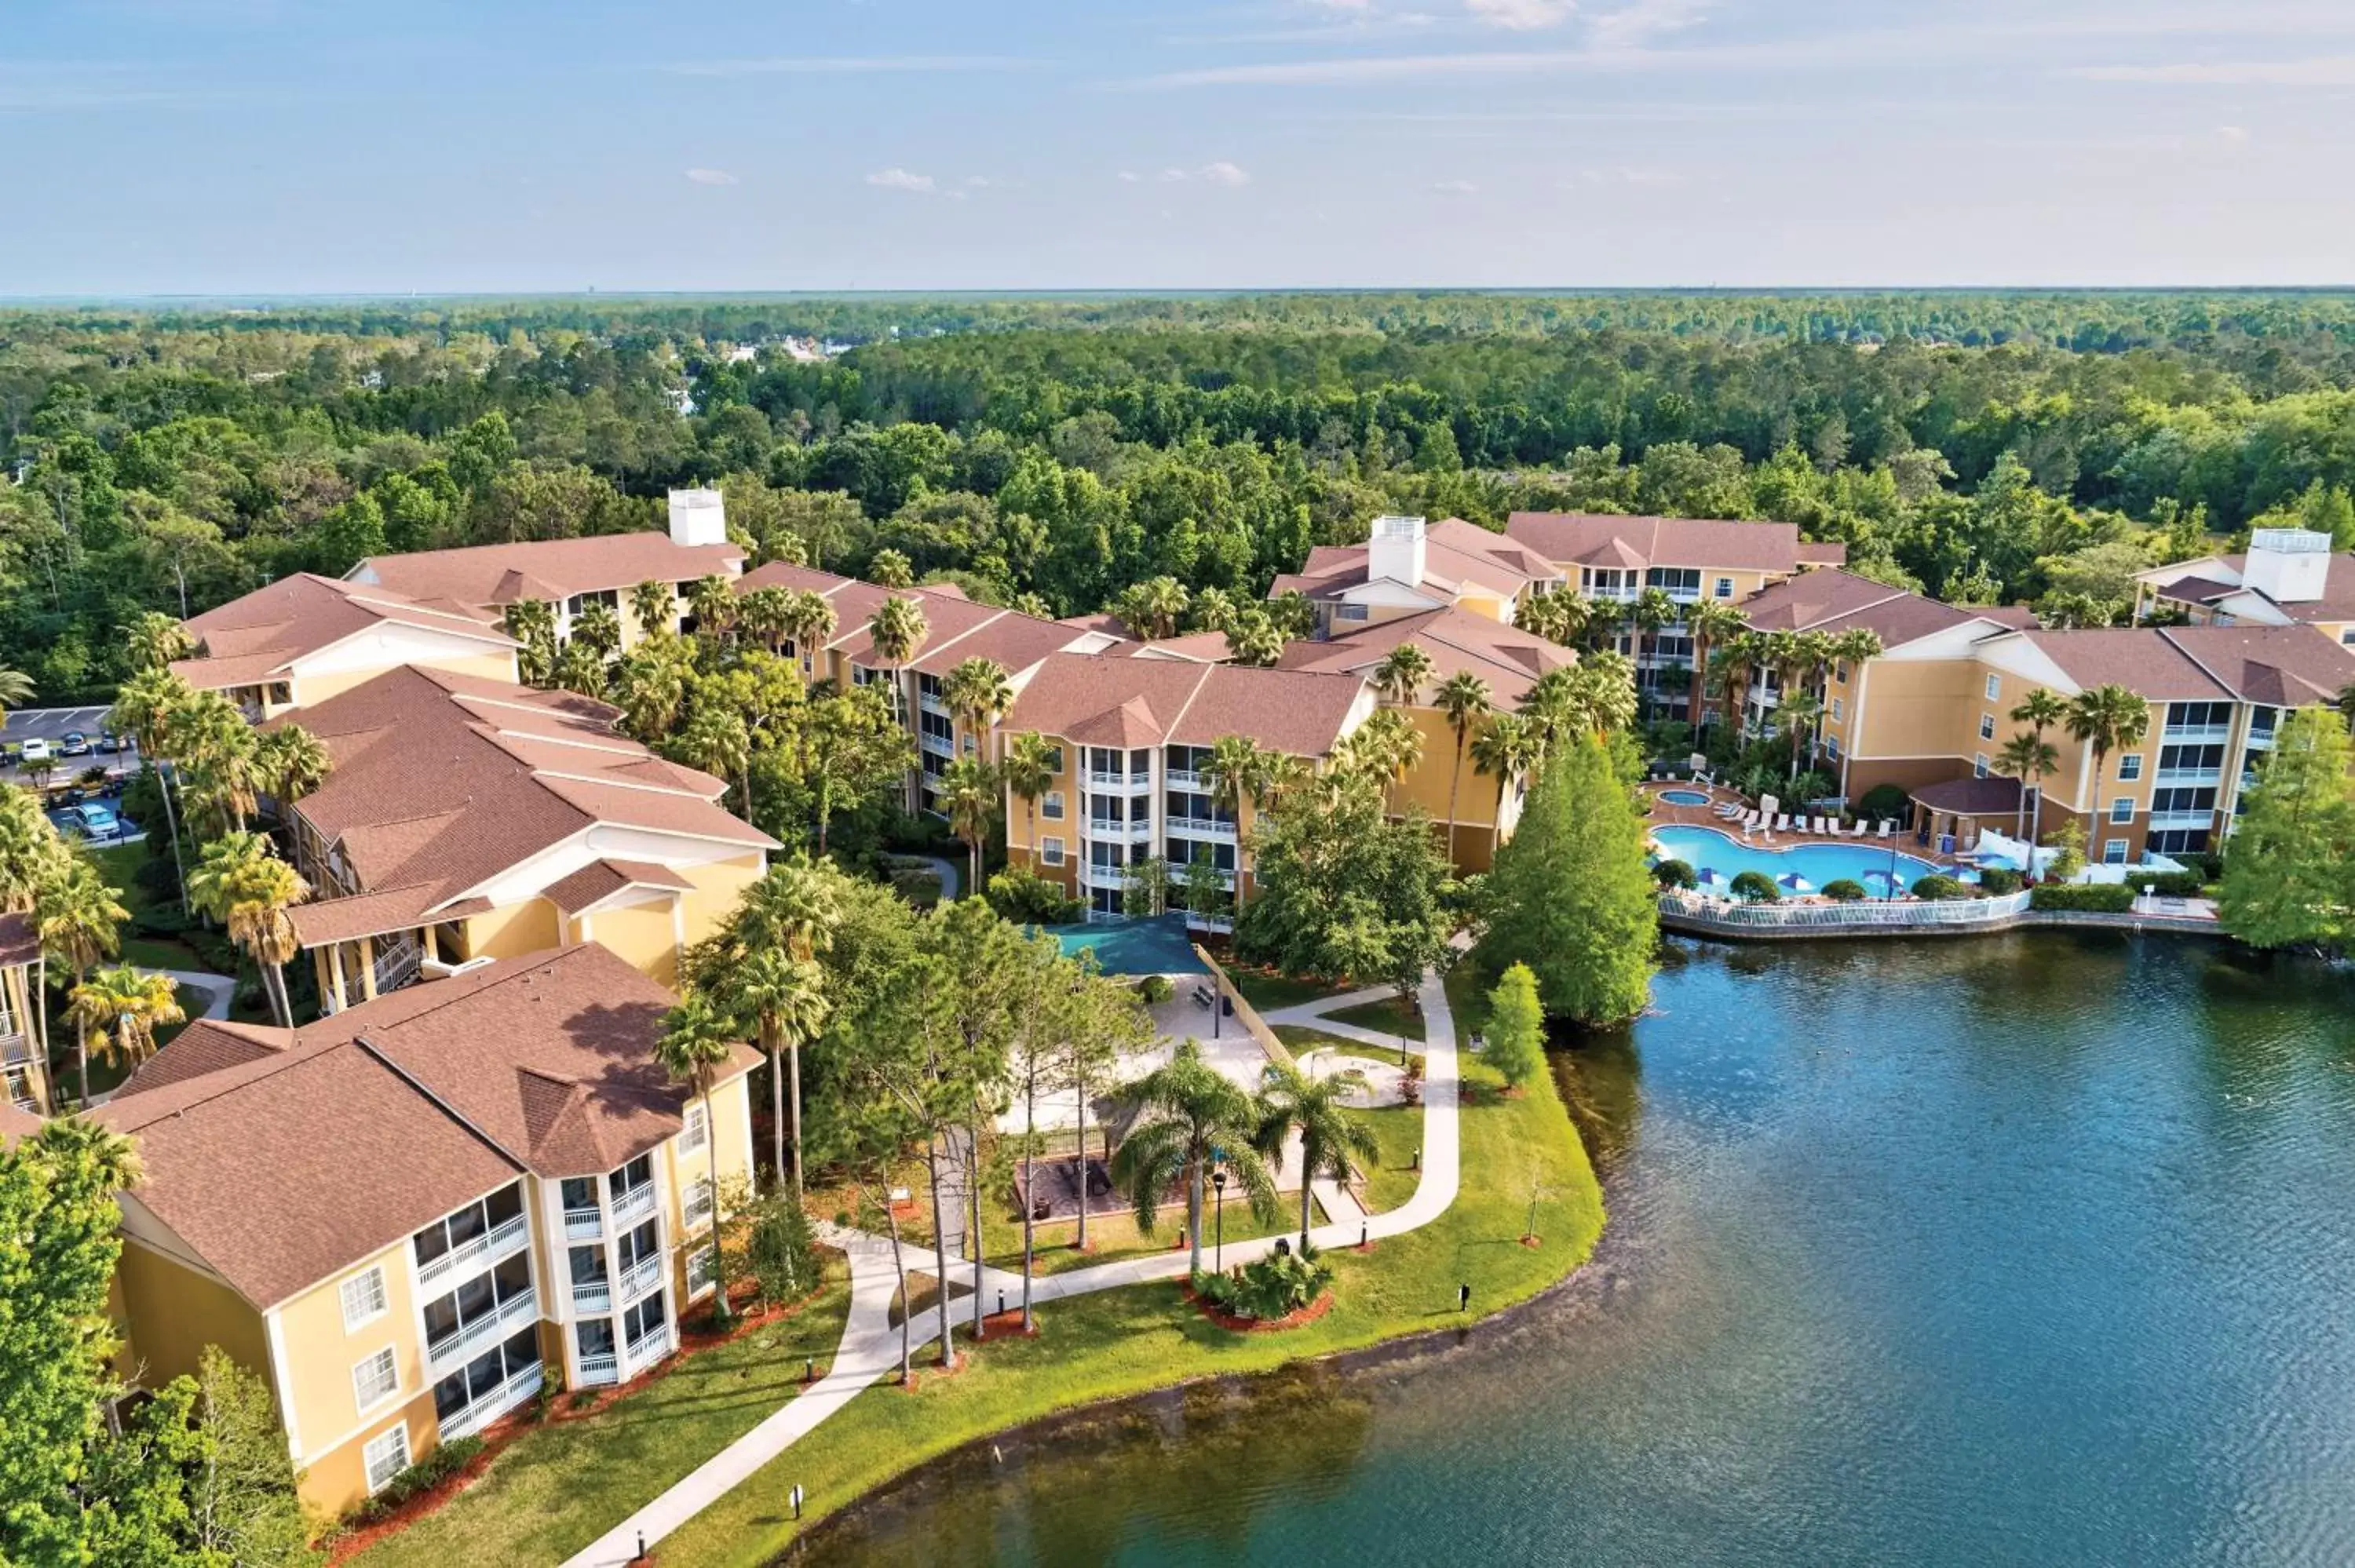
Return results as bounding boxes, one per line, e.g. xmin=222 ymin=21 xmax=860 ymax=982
xmin=293 ymin=647 xmax=518 ymax=709
xmin=1386 ymin=706 xmax=1509 ymax=872
xmin=667 ymin=1073 xmax=755 ymax=1295
xmin=114 ymin=1238 xmax=273 ymax=1395
xmin=677 ymin=854 xmax=765 ymax=948
xmin=464 ymin=899 xmax=564 ymax=963
xmin=274 ymin=1236 xmax=431 ymax=1486
xmin=580 ymin=899 xmax=681 ymax=988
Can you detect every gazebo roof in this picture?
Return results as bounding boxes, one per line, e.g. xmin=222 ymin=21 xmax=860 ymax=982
xmin=1908 ymin=775 xmax=2025 ymax=818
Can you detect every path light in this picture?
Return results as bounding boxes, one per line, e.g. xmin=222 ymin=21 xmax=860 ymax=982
xmin=1211 ymin=1165 xmax=1229 ymax=1274
xmin=1458 ymin=1282 xmax=1471 ymax=1313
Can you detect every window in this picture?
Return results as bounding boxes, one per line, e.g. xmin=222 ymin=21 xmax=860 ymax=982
xmin=1823 ymin=735 xmax=1842 ymax=760
xmin=618 ymin=1219 xmax=660 ymax=1274
xmin=1040 ymin=836 xmax=1065 ymax=866
xmin=2110 ymin=797 xmax=2134 ymax=823
xmin=352 ymin=1347 xmax=399 ymax=1413
xmin=685 ymin=1176 xmax=714 ymax=1231
xmin=1984 ymin=674 xmax=2001 ymax=702
xmin=1834 ymin=663 xmax=1850 ymax=684
xmin=610 ymin=1154 xmax=653 ymax=1205
xmin=1042 ymin=789 xmax=1064 ymax=821
xmin=1973 ymin=753 xmax=1989 ymax=779
xmin=421 ymin=1252 xmax=532 ymax=1360
xmin=411 ymin=1183 xmax=524 ymax=1271
xmin=624 ymin=1289 xmax=669 ymax=1350
xmin=682 ymin=1102 xmax=708 ymax=1154
xmin=341 ymin=1267 xmax=389 ymax=1331
xmin=431 ymin=1327 xmax=541 ymax=1426
xmin=2102 ymin=839 xmax=2129 ymax=865
xmin=687 ymin=1244 xmax=717 ymax=1297
xmin=1829 ymin=698 xmax=1844 ymax=722
xmin=2151 ymin=786 xmax=2217 ymax=815
xmin=1714 ymin=577 xmax=1736 ymax=599
xmin=363 ymin=1426 xmax=411 ymax=1494
xmin=1336 ymin=603 xmax=1370 ymax=622
xmin=2342 ymin=629 xmax=2355 ymax=647
xmin=1978 ymin=713 xmax=1995 ymax=741
xmin=2116 ymin=753 xmax=2143 ymax=782
xmin=2165 ymin=700 xmax=2233 ymax=731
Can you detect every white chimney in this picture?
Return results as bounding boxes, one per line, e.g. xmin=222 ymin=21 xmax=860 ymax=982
xmin=667 ymin=487 xmax=728 ymax=548
xmin=1367 ymin=514 xmax=1428 ymax=589
xmin=2243 ymin=527 xmax=2331 ymax=604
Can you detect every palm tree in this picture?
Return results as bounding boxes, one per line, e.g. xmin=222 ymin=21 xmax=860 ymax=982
xmin=937 ymin=756 xmax=998 ymax=892
xmin=252 ymin=725 xmax=330 ymax=817
xmin=615 ymin=644 xmax=690 ymax=741
xmin=1255 ymin=1063 xmax=1379 ymax=1252
xmin=1628 ymin=586 xmax=1678 ymax=711
xmin=0 ymin=789 xmax=70 ymax=913
xmin=127 ymin=611 xmax=197 ymax=673
xmin=1778 ymin=691 xmax=1824 ymax=780
xmin=867 ymin=549 xmax=915 ymax=589
xmin=688 ymin=574 xmax=737 ymax=641
xmin=1227 ymin=614 xmax=1285 ymax=668
xmin=736 ymin=585 xmax=792 ymax=654
xmin=178 ymin=697 xmax=260 ymax=835
xmin=71 ymin=963 xmax=184 ymax=1085
xmin=657 ymin=990 xmax=741 ymax=1321
xmin=629 ymin=578 xmax=677 ymax=640
xmin=730 ymin=949 xmax=827 ymax=1194
xmin=1470 ymin=712 xmax=1540 ymax=861
xmin=1519 ymin=667 xmax=1579 ymax=757
xmin=1518 ymin=589 xmax=1589 ymax=649
xmin=1684 ymin=600 xmax=1747 ymax=730
xmin=673 ymin=706 xmax=753 ymax=818
xmin=1188 ymin=585 xmax=1239 ymax=633
xmin=108 ymin=667 xmax=197 ymax=911
xmin=1138 ymin=576 xmax=1189 ymax=640
xmin=1109 ymin=1039 xmax=1278 ymax=1277
xmin=1572 ymin=652 xmax=1641 ymax=741
xmin=1349 ymin=708 xmax=1422 ymax=815
xmin=0 ymin=664 xmax=35 ymax=731
xmin=2010 ymin=687 xmax=2068 ymax=771
xmin=1001 ymin=732 xmax=1061 ymax=872
xmin=503 ymin=599 xmax=558 ymax=686
xmin=38 ymin=858 xmax=126 ymax=1104
xmin=1583 ymin=596 xmax=1627 ymax=654
xmin=1716 ymin=630 xmax=1767 ymax=735
xmin=866 ymin=596 xmax=927 ymax=729
xmin=784 ymin=590 xmax=838 ymax=673
xmin=571 ymin=598 xmax=623 ymax=659
xmin=1995 ymin=731 xmax=2059 ymax=859
xmin=941 ymin=657 xmax=1013 ymax=760
xmin=1432 ymin=672 xmax=1492 ymax=862
xmin=1200 ymin=735 xmax=1272 ymax=911
xmin=1370 ymin=643 xmax=1435 ymax=708
xmin=185 ymin=832 xmax=309 ymax=1029
xmin=729 ymin=857 xmax=845 ymax=1193
xmin=2065 ymin=684 xmax=2152 ymax=852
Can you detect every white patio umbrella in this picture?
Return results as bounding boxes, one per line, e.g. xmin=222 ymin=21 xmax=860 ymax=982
xmin=1776 ymin=871 xmax=1815 ymax=895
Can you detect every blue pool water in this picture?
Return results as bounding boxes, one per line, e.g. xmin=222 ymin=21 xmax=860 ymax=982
xmin=1656 ymin=788 xmax=1713 ymax=807
xmin=1652 ymin=824 xmax=1947 ymax=895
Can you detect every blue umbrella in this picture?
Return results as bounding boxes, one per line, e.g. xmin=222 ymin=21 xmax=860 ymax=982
xmin=1776 ymin=871 xmax=1814 ymax=895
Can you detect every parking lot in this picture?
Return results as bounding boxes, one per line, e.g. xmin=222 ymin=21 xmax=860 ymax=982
xmin=3 ymin=705 xmax=137 ymax=787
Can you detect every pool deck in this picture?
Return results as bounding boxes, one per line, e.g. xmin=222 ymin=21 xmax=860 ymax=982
xmin=1641 ymin=781 xmax=1973 ymax=871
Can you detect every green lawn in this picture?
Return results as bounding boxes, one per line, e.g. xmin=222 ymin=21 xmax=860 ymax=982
xmin=1272 ymin=1023 xmax=1420 ymax=1073
xmin=1327 ymin=995 xmax=1427 ymax=1042
xmin=1349 ymin=1105 xmax=1424 ymax=1212
xmin=984 ymin=1200 xmax=1318 ymax=1279
xmin=1229 ymin=968 xmax=1352 ymax=1013
xmin=349 ymin=1266 xmax=855 ymax=1568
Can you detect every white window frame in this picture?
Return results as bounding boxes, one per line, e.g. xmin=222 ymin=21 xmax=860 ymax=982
xmin=1042 ymin=789 xmax=1064 ymax=821
xmin=2116 ymin=753 xmax=2142 ymax=782
xmin=1973 ymin=753 xmax=1989 ymax=779
xmin=363 ymin=1424 xmax=411 ymax=1494
xmin=1834 ymin=662 xmax=1850 ymax=684
xmin=1039 ymin=836 xmax=1065 ymax=866
xmin=687 ymin=1243 xmax=717 ymax=1299
xmin=682 ymin=1101 xmax=709 ymax=1154
xmin=2103 ymin=838 xmax=2130 ymax=865
xmin=1978 ymin=713 xmax=1995 ymax=741
xmin=684 ymin=1176 xmax=714 ymax=1231
xmin=352 ymin=1347 xmax=400 ymax=1415
xmin=1714 ymin=577 xmax=1736 ymax=599
xmin=1336 ymin=603 xmax=1370 ymax=622
xmin=339 ymin=1266 xmax=389 ymax=1332
xmin=1984 ymin=674 xmax=2001 ymax=702
xmin=1829 ymin=697 xmax=1843 ymax=722
xmin=2110 ymin=797 xmax=2135 ymax=823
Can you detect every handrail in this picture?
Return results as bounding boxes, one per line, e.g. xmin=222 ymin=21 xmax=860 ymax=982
xmin=1659 ymin=888 xmax=2034 ymax=930
xmin=416 ymin=1211 xmax=529 ymax=1289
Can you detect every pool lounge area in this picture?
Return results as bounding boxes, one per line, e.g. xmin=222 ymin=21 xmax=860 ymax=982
xmin=1650 ymin=824 xmax=1957 ymax=898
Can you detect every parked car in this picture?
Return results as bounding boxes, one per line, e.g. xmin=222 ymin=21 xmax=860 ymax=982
xmin=53 ymin=803 xmax=120 ymax=841
xmin=59 ymin=732 xmax=90 ymax=757
xmin=97 ymin=731 xmax=125 ymax=754
xmin=18 ymin=738 xmax=51 ymax=764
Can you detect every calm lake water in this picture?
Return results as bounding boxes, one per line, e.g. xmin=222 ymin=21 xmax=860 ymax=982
xmin=796 ymin=933 xmax=2355 ymax=1568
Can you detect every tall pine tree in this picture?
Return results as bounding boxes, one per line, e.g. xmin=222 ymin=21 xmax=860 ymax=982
xmin=2218 ymin=704 xmax=2355 ymax=950
xmin=1483 ymin=963 xmax=1548 ymax=1089
xmin=1481 ymin=731 xmax=1657 ymax=1025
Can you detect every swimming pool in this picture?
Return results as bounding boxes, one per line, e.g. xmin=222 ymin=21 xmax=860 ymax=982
xmin=1652 ymin=824 xmax=1952 ymax=895
xmin=1656 ymin=788 xmax=1713 ymax=807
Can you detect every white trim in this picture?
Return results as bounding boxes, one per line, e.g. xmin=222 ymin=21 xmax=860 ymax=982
xmin=263 ymin=1307 xmax=305 ymax=1460
xmin=363 ymin=1423 xmax=412 ymax=1494
xmin=352 ymin=1345 xmax=400 ymax=1416
xmin=339 ymin=1265 xmax=389 ymax=1332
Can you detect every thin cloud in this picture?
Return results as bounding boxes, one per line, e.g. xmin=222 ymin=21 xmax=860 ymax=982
xmin=1467 ymin=0 xmax=1575 ymax=27
xmin=1433 ymin=177 xmax=1480 ymax=192
xmin=666 ymin=55 xmax=1039 ymax=77
xmin=1155 ymin=162 xmax=1253 ymax=186
xmin=866 ymin=167 xmax=938 ymax=193
xmin=2068 ymin=56 xmax=2355 ymax=85
xmin=684 ymin=168 xmax=738 ymax=186
xmin=1587 ymin=0 xmax=1708 ymax=49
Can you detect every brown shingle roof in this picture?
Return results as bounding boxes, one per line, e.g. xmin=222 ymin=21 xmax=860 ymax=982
xmin=1911 ymin=775 xmax=2025 ymax=816
xmin=1504 ymin=512 xmax=1840 ymax=574
xmin=1002 ymin=654 xmax=1366 ymax=758
xmin=2014 ymin=630 xmax=2229 ymax=701
xmin=540 ymin=859 xmax=694 ymax=916
xmin=349 ymin=533 xmax=745 ymax=611
xmin=114 ymin=1020 xmax=295 ymax=1100
xmin=1276 ymin=607 xmax=1574 ymax=703
xmin=2162 ymin=625 xmax=2355 ymax=707
xmin=1268 ymin=518 xmax=1552 ymax=606
xmin=1739 ymin=569 xmax=2027 ymax=647
xmin=172 ymin=573 xmax=514 ymax=693
xmin=98 ymin=945 xmax=754 ymax=1307
xmin=2204 ymin=552 xmax=2355 ymax=625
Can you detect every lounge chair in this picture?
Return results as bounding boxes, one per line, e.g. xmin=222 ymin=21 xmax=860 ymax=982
xmin=1738 ymin=811 xmax=1761 ymax=833
xmin=1773 ymin=814 xmax=1791 ymax=833
xmin=1875 ymin=819 xmax=1895 ymax=838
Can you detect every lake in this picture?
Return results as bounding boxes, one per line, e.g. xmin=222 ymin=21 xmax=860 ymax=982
xmin=794 ymin=932 xmax=2355 ymax=1568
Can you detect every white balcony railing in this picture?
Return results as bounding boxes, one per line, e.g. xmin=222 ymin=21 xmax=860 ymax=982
xmin=426 ymin=1285 xmax=539 ymax=1373
xmin=577 ymin=1351 xmax=619 ymax=1387
xmin=619 ymin=1253 xmax=664 ymax=1303
xmin=918 ymin=730 xmax=955 ymax=757
xmin=373 ymin=939 xmax=423 ymax=997
xmin=571 ymin=1275 xmax=612 ymax=1314
xmin=1659 ymin=888 xmax=2034 ymax=931
xmin=623 ymin=1322 xmax=673 ymax=1370
xmin=2149 ymin=811 xmax=2215 ymax=830
xmin=2162 ymin=724 xmax=2232 ymax=743
xmin=438 ymin=1362 xmax=543 ymax=1441
xmin=2246 ymin=729 xmax=2276 ymax=751
xmin=611 ymin=1183 xmax=656 ymax=1226
xmin=564 ymin=1206 xmax=603 ymax=1242
xmin=2154 ymin=768 xmax=2222 ymax=786
xmin=1166 ymin=815 xmax=1236 ymax=837
xmin=1087 ymin=770 xmax=1148 ymax=789
xmin=1165 ymin=768 xmax=1204 ymax=790
xmin=416 ymin=1212 xmax=531 ymax=1291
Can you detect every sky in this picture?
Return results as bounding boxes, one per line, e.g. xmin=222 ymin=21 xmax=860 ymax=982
xmin=5 ymin=0 xmax=2354 ymax=295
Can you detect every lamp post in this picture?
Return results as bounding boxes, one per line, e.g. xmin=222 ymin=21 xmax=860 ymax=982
xmin=1211 ymin=1165 xmax=1229 ymax=1274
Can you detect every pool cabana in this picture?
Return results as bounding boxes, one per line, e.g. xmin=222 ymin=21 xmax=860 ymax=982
xmin=1907 ymin=776 xmax=2030 ymax=855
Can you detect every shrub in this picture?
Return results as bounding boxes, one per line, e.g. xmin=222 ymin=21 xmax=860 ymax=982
xmin=1857 ymin=783 xmax=1908 ymax=822
xmin=1137 ymin=974 xmax=1174 ymax=1005
xmin=2031 ymin=882 xmax=2138 ymax=913
xmin=985 ymin=863 xmax=1083 ymax=925
xmin=1729 ymin=870 xmax=1780 ymax=903
xmin=1977 ymin=866 xmax=2023 ymax=895
xmin=1652 ymin=858 xmax=1696 ymax=890
xmin=1820 ymin=878 xmax=1868 ymax=902
xmin=345 ymin=1435 xmax=485 ymax=1524
xmin=2138 ymin=870 xmax=2207 ymax=897
xmin=2043 ymin=820 xmax=2087 ymax=882
xmin=887 ymin=866 xmax=943 ymax=908
xmin=1908 ymin=873 xmax=1971 ymax=900
xmin=1196 ymin=1243 xmax=1334 ymax=1321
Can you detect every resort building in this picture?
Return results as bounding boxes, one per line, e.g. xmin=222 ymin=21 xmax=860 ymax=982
xmin=271 ymin=665 xmax=774 ymax=1012
xmin=0 ymin=913 xmax=52 ymax=1115
xmin=997 ymin=654 xmax=1375 ymax=917
xmin=1268 ymin=514 xmax=1558 ymax=633
xmin=97 ymin=943 xmax=756 ymax=1518
xmin=345 ymin=490 xmax=746 ymax=651
xmin=1504 ymin=512 xmax=1845 ymax=707
xmin=1276 ymin=606 xmax=1575 ymax=869
xmin=172 ymin=573 xmax=521 ymax=722
xmin=1830 ymin=621 xmax=2355 ymax=862
xmin=2130 ymin=527 xmax=2355 ymax=647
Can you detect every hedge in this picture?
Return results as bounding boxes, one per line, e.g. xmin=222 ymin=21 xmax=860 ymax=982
xmin=2029 ymin=883 xmax=2138 ymax=913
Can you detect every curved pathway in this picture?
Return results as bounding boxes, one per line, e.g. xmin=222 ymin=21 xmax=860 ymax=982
xmin=564 ymin=966 xmax=1461 ymax=1568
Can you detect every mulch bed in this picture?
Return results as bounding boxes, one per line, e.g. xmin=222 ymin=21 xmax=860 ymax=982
xmin=979 ymin=1307 xmax=1041 ymax=1339
xmin=1184 ymin=1286 xmax=1337 ymax=1334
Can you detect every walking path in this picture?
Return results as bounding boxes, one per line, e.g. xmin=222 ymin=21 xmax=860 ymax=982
xmin=563 ymin=966 xmax=1461 ymax=1568
xmin=148 ymin=968 xmax=234 ymax=1021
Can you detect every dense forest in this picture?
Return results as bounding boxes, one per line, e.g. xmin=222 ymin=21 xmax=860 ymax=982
xmin=5 ymin=290 xmax=2355 ymax=702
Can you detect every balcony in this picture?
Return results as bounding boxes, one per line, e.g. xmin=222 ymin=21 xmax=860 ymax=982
xmin=563 ymin=1206 xmax=603 ymax=1242
xmin=1085 ymin=816 xmax=1154 ymax=842
xmin=1087 ymin=769 xmax=1149 ymax=789
xmin=611 ymin=1182 xmax=656 ymax=1226
xmin=439 ymin=1362 xmax=543 ymax=1441
xmin=1165 ymin=768 xmax=1204 ymax=790
xmin=1167 ymin=815 xmax=1236 ymax=838
xmin=425 ymin=1285 xmax=539 ymax=1373
xmin=2154 ymin=768 xmax=2222 ymax=786
xmin=2162 ymin=724 xmax=2231 ymax=744
xmin=2246 ymin=728 xmax=2276 ymax=752
xmin=416 ymin=1212 xmax=530 ymax=1291
xmin=623 ymin=1322 xmax=673 ymax=1372
xmin=618 ymin=1253 xmax=664 ymax=1304
xmin=571 ymin=1274 xmax=612 ymax=1315
xmin=2149 ymin=810 xmax=2216 ymax=831
xmin=577 ymin=1351 xmax=619 ymax=1387
xmin=1082 ymin=863 xmax=1132 ymax=892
